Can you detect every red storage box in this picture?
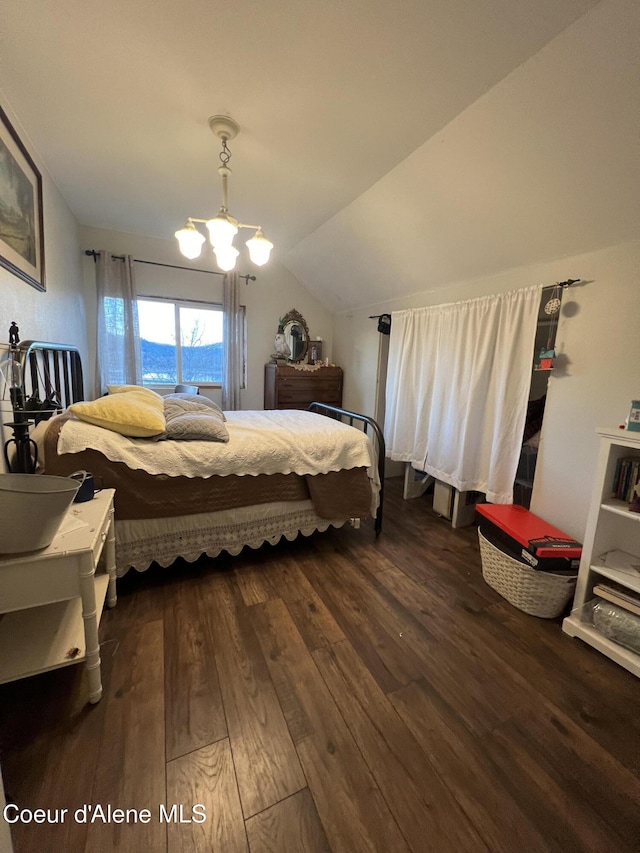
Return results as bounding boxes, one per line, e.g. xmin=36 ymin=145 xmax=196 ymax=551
xmin=476 ymin=504 xmax=581 ymax=573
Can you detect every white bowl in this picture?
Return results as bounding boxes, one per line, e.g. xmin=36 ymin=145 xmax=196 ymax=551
xmin=0 ymin=474 xmax=81 ymax=554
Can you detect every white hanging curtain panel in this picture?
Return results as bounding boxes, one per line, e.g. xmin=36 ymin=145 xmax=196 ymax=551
xmin=385 ymin=285 xmax=541 ymax=503
xmin=95 ymin=251 xmax=142 ymax=395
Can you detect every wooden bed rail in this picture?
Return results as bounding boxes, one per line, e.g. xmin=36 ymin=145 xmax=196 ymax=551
xmin=307 ymin=402 xmax=385 ymax=536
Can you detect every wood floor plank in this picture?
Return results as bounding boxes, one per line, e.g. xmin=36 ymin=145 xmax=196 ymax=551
xmin=164 ymin=579 xmax=227 ymax=761
xmin=375 ymin=530 xmax=496 ymax=615
xmin=308 ymin=538 xmax=516 ymax=734
xmin=249 ymin=597 xmax=411 ymax=853
xmin=200 ymin=571 xmax=306 ymax=817
xmin=245 ymin=789 xmax=331 ymax=853
xmin=488 ymin=699 xmax=640 ymax=848
xmin=300 ymin=543 xmax=427 ymax=692
xmin=296 ymin=548 xmax=403 ymax=693
xmin=166 ymin=739 xmax=248 ymax=853
xmin=86 ymin=619 xmax=166 ymax=853
xmin=371 ymin=557 xmax=536 ymax=726
xmin=100 ymin=565 xmax=167 ymax=638
xmin=243 ymin=550 xmax=346 ymax=651
xmin=260 ymin=551 xmax=322 ymax=603
xmin=0 ymin=660 xmax=113 ymax=853
xmin=284 ymin=593 xmax=346 ymax=652
xmin=234 ymin=549 xmax=278 ymax=606
xmin=390 ymin=679 xmax=555 ymax=853
xmin=313 ymin=640 xmax=489 ymax=853
xmin=465 ymin=599 xmax=640 ymax=771
xmin=338 ymin=538 xmax=402 ymax=578
xmin=376 ymin=493 xmax=496 ymax=613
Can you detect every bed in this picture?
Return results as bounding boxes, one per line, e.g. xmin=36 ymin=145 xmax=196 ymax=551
xmin=5 ymin=338 xmax=384 ymax=576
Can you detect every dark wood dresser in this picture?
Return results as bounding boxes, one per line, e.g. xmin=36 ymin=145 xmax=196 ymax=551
xmin=264 ymin=363 xmax=343 ymax=410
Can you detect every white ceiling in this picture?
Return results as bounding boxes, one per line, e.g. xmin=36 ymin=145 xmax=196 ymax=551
xmin=1 ymin=0 xmax=636 ymax=312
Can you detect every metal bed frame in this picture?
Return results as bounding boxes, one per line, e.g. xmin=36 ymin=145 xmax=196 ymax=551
xmin=2 ymin=327 xmax=384 ymax=537
xmin=3 ymin=330 xmax=84 ymax=473
xmin=308 ymin=402 xmax=385 ymax=535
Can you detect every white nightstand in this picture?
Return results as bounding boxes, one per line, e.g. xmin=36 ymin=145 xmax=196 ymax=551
xmin=0 ymin=488 xmax=116 ymax=703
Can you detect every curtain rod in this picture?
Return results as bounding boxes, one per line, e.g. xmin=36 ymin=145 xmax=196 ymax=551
xmin=84 ymin=250 xmax=257 ymax=284
xmin=368 ymin=279 xmax=580 ymax=317
xmin=543 ymin=278 xmax=580 ymax=290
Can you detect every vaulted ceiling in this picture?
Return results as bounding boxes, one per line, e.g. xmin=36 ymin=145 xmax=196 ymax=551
xmin=1 ymin=0 xmax=637 ymax=312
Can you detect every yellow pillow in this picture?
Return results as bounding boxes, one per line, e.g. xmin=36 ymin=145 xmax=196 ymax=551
xmin=69 ymin=389 xmax=166 ymax=437
xmin=107 ymin=384 xmax=161 ymax=400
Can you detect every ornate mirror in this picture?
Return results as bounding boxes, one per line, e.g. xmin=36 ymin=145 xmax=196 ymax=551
xmin=281 ymin=309 xmax=309 ymax=363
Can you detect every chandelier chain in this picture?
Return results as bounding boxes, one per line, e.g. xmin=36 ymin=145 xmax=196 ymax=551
xmin=175 ymin=115 xmax=273 ymax=270
xmin=219 ymin=138 xmax=232 ymax=168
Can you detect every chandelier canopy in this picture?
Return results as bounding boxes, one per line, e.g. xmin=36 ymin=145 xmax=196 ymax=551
xmin=175 ymin=115 xmax=273 ymax=272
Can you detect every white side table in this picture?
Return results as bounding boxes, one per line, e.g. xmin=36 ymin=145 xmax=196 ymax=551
xmin=0 ymin=488 xmax=116 ymax=703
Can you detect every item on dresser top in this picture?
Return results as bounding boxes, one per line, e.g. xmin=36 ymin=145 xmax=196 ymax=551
xmin=307 ymin=340 xmax=323 ymax=365
xmin=273 ymin=320 xmax=291 ymax=361
xmin=0 ymin=473 xmax=80 ymax=553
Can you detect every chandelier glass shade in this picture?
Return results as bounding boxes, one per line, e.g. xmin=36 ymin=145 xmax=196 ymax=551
xmin=174 ymin=221 xmax=206 ymax=260
xmin=175 ymin=116 xmax=273 ymax=271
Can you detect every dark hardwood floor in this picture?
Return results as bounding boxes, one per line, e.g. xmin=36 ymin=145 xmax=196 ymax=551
xmin=1 ymin=478 xmax=639 ymax=852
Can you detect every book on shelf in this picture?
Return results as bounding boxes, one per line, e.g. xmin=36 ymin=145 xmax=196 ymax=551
xmin=593 ymin=582 xmax=640 ymax=618
xmin=611 ymin=456 xmax=640 ymax=502
xmin=596 ymin=549 xmax=640 ymax=577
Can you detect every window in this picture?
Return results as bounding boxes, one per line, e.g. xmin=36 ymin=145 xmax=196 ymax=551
xmin=137 ymin=297 xmax=245 ymax=387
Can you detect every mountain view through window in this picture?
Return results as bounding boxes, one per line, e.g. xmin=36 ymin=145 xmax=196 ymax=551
xmin=138 ymin=298 xmax=224 ymax=384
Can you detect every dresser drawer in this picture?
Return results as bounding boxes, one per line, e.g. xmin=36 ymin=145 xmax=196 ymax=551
xmin=264 ymin=363 xmax=343 ymax=410
xmin=279 ymin=380 xmax=341 ymax=402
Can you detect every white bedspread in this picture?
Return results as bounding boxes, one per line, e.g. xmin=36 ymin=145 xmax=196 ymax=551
xmin=55 ymin=409 xmax=373 ymax=479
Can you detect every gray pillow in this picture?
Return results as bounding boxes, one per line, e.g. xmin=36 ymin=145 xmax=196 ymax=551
xmin=165 ymin=393 xmax=226 ymax=420
xmin=160 ymin=395 xmax=229 ymax=442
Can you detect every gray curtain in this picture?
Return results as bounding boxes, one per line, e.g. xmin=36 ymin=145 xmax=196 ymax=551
xmin=222 ymin=272 xmax=242 ymax=410
xmin=95 ymin=251 xmax=142 ymax=395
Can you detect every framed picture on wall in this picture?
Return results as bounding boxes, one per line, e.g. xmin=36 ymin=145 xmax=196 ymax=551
xmin=0 ymin=104 xmax=45 ymax=291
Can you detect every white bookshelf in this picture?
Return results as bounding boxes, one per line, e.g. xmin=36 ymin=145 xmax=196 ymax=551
xmin=563 ymin=428 xmax=640 ymax=677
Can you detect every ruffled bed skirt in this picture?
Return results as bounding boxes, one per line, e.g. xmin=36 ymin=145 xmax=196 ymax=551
xmin=115 ymin=499 xmax=346 ymax=576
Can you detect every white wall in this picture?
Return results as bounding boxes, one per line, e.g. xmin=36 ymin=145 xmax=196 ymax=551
xmin=0 ymin=99 xmax=87 ymax=472
xmin=285 ymin=0 xmax=640 ymax=315
xmin=334 ymin=239 xmax=640 ymax=543
xmin=79 ymin=226 xmax=334 ymax=410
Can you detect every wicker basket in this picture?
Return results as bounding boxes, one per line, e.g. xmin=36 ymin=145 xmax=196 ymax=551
xmin=478 ymin=527 xmax=577 ymax=618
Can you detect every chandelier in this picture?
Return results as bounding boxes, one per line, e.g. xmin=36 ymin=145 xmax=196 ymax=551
xmin=175 ymin=115 xmax=273 ymax=272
